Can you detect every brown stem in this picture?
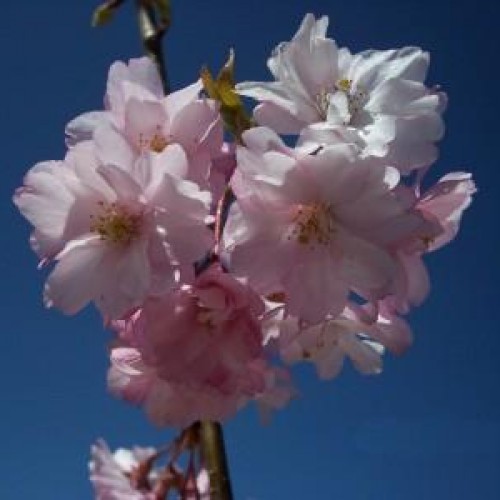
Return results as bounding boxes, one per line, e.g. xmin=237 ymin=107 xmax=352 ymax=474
xmin=135 ymin=0 xmax=170 ymax=94
xmin=199 ymin=421 xmax=234 ymax=500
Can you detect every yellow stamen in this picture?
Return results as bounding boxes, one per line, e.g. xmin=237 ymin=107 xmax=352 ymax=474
xmin=90 ymin=202 xmax=141 ymax=244
xmin=149 ymin=133 xmax=169 ymax=153
xmin=138 ymin=125 xmax=169 ymax=153
xmin=289 ymin=203 xmax=336 ymax=247
xmin=336 ymin=78 xmax=352 ymax=93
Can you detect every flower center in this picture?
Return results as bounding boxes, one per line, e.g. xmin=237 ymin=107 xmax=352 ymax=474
xmin=336 ymin=78 xmax=352 ymax=93
xmin=301 ymin=322 xmax=340 ymax=360
xmin=315 ymin=79 xmax=368 ymax=124
xmin=90 ymin=201 xmax=142 ymax=244
xmin=138 ymin=125 xmax=169 ymax=153
xmin=288 ymin=202 xmax=336 ymax=247
xmin=335 ymin=79 xmax=368 ymax=122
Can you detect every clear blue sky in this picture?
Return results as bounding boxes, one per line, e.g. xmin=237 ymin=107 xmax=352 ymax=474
xmin=2 ymin=0 xmax=499 ymax=498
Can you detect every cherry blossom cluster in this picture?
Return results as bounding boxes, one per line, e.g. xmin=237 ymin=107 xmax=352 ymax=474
xmin=14 ymin=13 xmax=475 ymax=429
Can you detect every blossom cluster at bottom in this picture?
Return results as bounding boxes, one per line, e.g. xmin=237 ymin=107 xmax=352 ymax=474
xmin=90 ymin=438 xmax=210 ymax=499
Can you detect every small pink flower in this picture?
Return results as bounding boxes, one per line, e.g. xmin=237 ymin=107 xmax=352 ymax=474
xmin=223 ymin=127 xmax=429 ymax=324
xmin=270 ymin=301 xmax=411 ymax=380
xmin=66 ymin=57 xmax=223 ymax=187
xmin=416 ymin=172 xmax=476 ymax=251
xmin=134 ymin=266 xmax=265 ymax=392
xmin=14 ymin=141 xmax=213 ymax=319
xmin=382 ymin=172 xmax=476 ymax=313
xmin=89 ymin=439 xmax=157 ymax=500
xmin=108 ymin=267 xmax=294 ymax=426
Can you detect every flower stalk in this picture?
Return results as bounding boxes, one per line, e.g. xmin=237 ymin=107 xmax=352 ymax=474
xmin=136 ymin=0 xmax=170 ymax=93
xmin=199 ymin=421 xmax=234 ymax=500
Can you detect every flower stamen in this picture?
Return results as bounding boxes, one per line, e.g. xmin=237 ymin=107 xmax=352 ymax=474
xmin=288 ymin=202 xmax=336 ymax=247
xmin=336 ymin=78 xmax=352 ymax=93
xmin=138 ymin=125 xmax=169 ymax=153
xmin=90 ymin=201 xmax=142 ymax=244
xmin=335 ymin=78 xmax=368 ymax=122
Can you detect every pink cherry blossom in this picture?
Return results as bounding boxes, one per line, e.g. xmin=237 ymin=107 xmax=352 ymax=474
xmin=14 ymin=141 xmax=213 ymax=319
xmin=89 ymin=439 xmax=157 ymax=500
xmin=416 ymin=172 xmax=476 ymax=251
xmin=266 ymin=300 xmax=411 ymax=380
xmin=237 ymin=14 xmax=446 ymax=173
xmin=280 ymin=318 xmax=385 ymax=380
xmin=382 ymin=172 xmax=476 ymax=313
xmin=222 ymin=127 xmax=429 ymax=324
xmin=108 ymin=350 xmax=247 ymax=427
xmin=90 ymin=439 xmax=211 ymax=499
xmin=108 ymin=344 xmax=291 ymax=427
xmin=107 ymin=266 xmax=294 ymax=426
xmin=66 ymin=57 xmax=223 ymax=187
xmin=134 ymin=265 xmax=265 ymax=391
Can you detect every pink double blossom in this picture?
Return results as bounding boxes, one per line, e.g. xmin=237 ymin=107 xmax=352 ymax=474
xmin=223 ymin=127 xmax=429 ymax=324
xmin=135 ymin=265 xmax=265 ymax=393
xmin=108 ymin=266 xmax=293 ymax=426
xmin=14 ymin=141 xmax=213 ymax=319
xmin=67 ymin=57 xmax=223 ymax=187
xmin=237 ymin=14 xmax=446 ymax=173
xmin=109 ymin=346 xmax=293 ymax=427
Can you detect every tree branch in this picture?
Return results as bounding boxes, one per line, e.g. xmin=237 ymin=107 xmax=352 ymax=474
xmin=135 ymin=0 xmax=170 ymax=94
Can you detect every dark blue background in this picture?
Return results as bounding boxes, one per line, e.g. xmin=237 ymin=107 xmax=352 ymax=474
xmin=1 ymin=1 xmax=498 ymax=498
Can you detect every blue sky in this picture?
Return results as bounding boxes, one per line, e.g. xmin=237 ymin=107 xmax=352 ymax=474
xmin=1 ymin=0 xmax=499 ymax=498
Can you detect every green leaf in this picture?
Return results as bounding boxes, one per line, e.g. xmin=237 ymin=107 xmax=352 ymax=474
xmin=200 ymin=50 xmax=253 ymax=141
